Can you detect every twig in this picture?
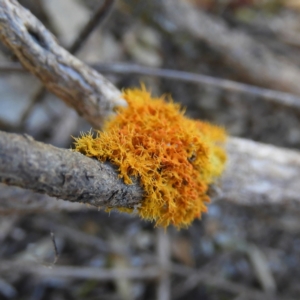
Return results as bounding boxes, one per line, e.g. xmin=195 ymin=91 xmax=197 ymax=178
xmin=0 ymin=184 xmax=90 ymax=214
xmin=3 ymin=61 xmax=300 ymax=111
xmin=0 ymin=258 xmax=293 ymax=300
xmin=50 ymin=231 xmax=59 ymax=265
xmin=171 ymin=264 xmax=291 ymax=300
xmin=19 ymin=0 xmax=116 ymax=128
xmin=156 ymin=228 xmax=171 ymax=300
xmin=33 ymin=217 xmax=123 ymax=255
xmin=0 ymin=260 xmax=160 ymax=280
xmin=0 ymin=131 xmax=143 ymax=208
xmin=47 ymin=108 xmax=78 ymax=147
xmin=0 ymin=61 xmax=25 ymax=72
xmin=221 ymin=137 xmax=300 ymax=206
xmin=0 ymin=0 xmax=299 ymax=211
xmin=19 ymin=86 xmax=46 ymax=126
xmin=68 ymin=0 xmax=115 ymax=54
xmin=160 ymin=0 xmax=300 ymax=97
xmin=92 ymin=63 xmax=300 ymax=110
xmin=0 ymin=132 xmax=300 ymax=211
xmin=0 ymin=0 xmax=125 ymax=129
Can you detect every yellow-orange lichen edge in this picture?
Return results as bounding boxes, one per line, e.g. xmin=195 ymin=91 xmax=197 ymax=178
xmin=73 ymin=86 xmax=227 ymax=228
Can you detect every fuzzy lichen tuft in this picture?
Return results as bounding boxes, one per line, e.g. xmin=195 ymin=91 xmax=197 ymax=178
xmin=73 ymin=86 xmax=227 ymax=228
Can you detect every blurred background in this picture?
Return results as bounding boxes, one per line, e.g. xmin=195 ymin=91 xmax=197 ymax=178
xmin=0 ymin=0 xmax=300 ymax=299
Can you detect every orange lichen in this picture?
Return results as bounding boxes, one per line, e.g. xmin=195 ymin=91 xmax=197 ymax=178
xmin=73 ymin=86 xmax=227 ymax=228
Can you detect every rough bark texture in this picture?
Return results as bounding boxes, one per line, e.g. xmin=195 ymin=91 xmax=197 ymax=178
xmin=222 ymin=138 xmax=300 ymax=206
xmin=0 ymin=131 xmax=143 ymax=208
xmin=0 ymin=132 xmax=300 ymax=213
xmin=0 ymin=0 xmax=299 ymax=213
xmin=0 ymin=0 xmax=126 ymax=129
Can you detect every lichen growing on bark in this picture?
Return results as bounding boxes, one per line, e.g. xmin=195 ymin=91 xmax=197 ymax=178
xmin=74 ymin=86 xmax=227 ymax=228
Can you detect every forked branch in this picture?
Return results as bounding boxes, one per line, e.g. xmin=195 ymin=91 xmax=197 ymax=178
xmin=0 ymin=0 xmax=299 ymax=213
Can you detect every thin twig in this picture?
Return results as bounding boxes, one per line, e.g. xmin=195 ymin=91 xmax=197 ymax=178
xmin=92 ymin=63 xmax=300 ymax=110
xmin=34 ymin=218 xmax=123 ymax=255
xmin=50 ymin=231 xmax=59 ymax=265
xmin=69 ymin=0 xmax=115 ymax=54
xmin=156 ymin=228 xmax=171 ymax=300
xmin=2 ymin=61 xmax=300 ymax=111
xmin=0 ymin=261 xmax=160 ymax=280
xmin=161 ymin=0 xmax=300 ymax=97
xmin=0 ymin=184 xmax=90 ymax=214
xmin=0 ymin=61 xmax=25 ymax=72
xmin=0 ymin=259 xmax=294 ymax=300
xmin=19 ymin=86 xmax=47 ymax=125
xmin=171 ymin=264 xmax=292 ymax=300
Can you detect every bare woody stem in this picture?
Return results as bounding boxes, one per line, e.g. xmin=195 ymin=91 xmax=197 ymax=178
xmin=222 ymin=138 xmax=300 ymax=206
xmin=0 ymin=0 xmax=300 ymax=213
xmin=0 ymin=0 xmax=125 ymax=129
xmin=0 ymin=131 xmax=143 ymax=208
xmin=1 ymin=130 xmax=300 ymax=211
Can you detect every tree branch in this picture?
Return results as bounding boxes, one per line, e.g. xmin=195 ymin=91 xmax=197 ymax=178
xmin=0 ymin=0 xmax=125 ymax=128
xmin=0 ymin=131 xmax=299 ymax=213
xmin=0 ymin=131 xmax=143 ymax=208
xmin=0 ymin=0 xmax=299 ymax=213
xmin=221 ymin=138 xmax=300 ymax=206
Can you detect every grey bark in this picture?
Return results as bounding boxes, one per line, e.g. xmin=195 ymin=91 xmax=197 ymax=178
xmin=221 ymin=138 xmax=300 ymax=206
xmin=0 ymin=133 xmax=300 ymax=213
xmin=0 ymin=0 xmax=299 ymax=213
xmin=0 ymin=131 xmax=143 ymax=208
xmin=0 ymin=0 xmax=126 ymax=129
